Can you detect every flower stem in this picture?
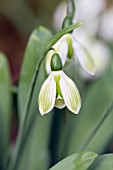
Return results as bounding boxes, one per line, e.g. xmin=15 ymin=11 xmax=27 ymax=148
xmin=62 ymin=0 xmax=75 ymax=29
xmin=67 ymin=0 xmax=75 ymax=19
xmin=78 ymin=101 xmax=113 ymax=152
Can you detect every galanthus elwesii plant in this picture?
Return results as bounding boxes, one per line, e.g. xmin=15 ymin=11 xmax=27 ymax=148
xmin=1 ymin=0 xmax=113 ymax=170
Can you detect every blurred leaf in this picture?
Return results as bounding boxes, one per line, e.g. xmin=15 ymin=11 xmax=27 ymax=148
xmin=67 ymin=71 xmax=113 ymax=155
xmin=0 ymin=52 xmax=12 ymax=168
xmin=17 ymin=26 xmax=53 ymax=170
xmin=88 ymin=154 xmax=113 ymax=170
xmin=50 ymin=152 xmax=97 ymax=170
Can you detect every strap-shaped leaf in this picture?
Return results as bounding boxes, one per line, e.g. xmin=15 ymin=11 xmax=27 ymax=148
xmin=50 ymin=152 xmax=97 ymax=170
xmin=18 ymin=26 xmax=52 ymax=116
xmin=0 ymin=53 xmax=12 ymax=168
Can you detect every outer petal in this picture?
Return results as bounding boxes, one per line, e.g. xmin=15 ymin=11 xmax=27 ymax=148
xmin=72 ymin=38 xmax=96 ymax=76
xmin=59 ymin=71 xmax=81 ymax=114
xmin=38 ymin=73 xmax=56 ymax=115
xmin=53 ymin=34 xmax=68 ymax=65
xmin=45 ymin=50 xmax=54 ymax=74
xmin=45 ymin=35 xmax=68 ymax=75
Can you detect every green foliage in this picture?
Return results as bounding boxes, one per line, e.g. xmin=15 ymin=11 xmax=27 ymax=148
xmin=50 ymin=152 xmax=97 ymax=170
xmin=16 ymin=27 xmax=53 ymax=170
xmin=0 ymin=53 xmax=12 ymax=169
xmin=50 ymin=153 xmax=113 ymax=170
xmin=88 ymin=154 xmax=113 ymax=170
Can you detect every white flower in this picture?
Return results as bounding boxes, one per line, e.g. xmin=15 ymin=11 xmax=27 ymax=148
xmin=38 ymin=70 xmax=81 ymax=115
xmin=45 ymin=34 xmax=96 ymax=76
xmin=73 ymin=29 xmax=111 ymax=78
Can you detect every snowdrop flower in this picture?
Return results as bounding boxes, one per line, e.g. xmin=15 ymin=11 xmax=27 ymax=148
xmin=73 ymin=29 xmax=111 ymax=79
xmin=45 ymin=33 xmax=96 ymax=76
xmin=39 ymin=53 xmax=81 ymax=115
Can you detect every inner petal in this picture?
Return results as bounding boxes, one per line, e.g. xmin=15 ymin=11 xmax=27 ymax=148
xmin=55 ymin=96 xmax=66 ymax=109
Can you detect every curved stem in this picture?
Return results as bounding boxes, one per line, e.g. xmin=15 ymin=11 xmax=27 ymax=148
xmin=62 ymin=0 xmax=76 ymax=28
xmin=67 ymin=0 xmax=75 ymax=18
xmin=78 ymin=101 xmax=113 ymax=152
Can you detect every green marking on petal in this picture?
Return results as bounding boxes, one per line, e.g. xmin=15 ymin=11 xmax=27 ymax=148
xmin=67 ymin=36 xmax=74 ymax=59
xmin=54 ymin=72 xmax=62 ymax=98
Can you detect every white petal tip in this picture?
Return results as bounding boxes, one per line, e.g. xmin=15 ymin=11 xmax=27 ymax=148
xmin=88 ymin=68 xmax=97 ymax=77
xmin=39 ymin=109 xmax=50 ymax=116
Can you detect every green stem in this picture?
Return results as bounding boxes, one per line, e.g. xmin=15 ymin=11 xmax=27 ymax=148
xmin=78 ymin=101 xmax=113 ymax=152
xmin=67 ymin=0 xmax=75 ymax=18
xmin=62 ymin=0 xmax=75 ymax=29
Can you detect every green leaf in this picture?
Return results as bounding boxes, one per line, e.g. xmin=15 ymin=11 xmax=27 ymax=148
xmin=67 ymin=71 xmax=113 ymax=155
xmin=50 ymin=152 xmax=97 ymax=170
xmin=17 ymin=27 xmax=53 ymax=170
xmin=18 ymin=26 xmax=52 ymax=117
xmin=88 ymin=154 xmax=113 ymax=170
xmin=0 ymin=53 xmax=12 ymax=167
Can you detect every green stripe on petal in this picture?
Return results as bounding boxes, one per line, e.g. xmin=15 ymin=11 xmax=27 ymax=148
xmin=73 ymin=39 xmax=96 ymax=76
xmin=59 ymin=71 xmax=81 ymax=114
xmin=38 ymin=73 xmax=56 ymax=115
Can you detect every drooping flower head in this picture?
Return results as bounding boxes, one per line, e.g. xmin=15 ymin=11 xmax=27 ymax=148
xmin=38 ymin=53 xmax=81 ymax=115
xmin=45 ymin=33 xmax=96 ymax=77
